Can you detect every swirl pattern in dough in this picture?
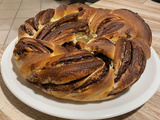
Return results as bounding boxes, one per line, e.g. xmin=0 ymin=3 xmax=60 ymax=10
xmin=13 ymin=3 xmax=152 ymax=101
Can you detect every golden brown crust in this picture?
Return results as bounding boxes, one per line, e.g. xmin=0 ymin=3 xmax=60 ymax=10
xmin=13 ymin=3 xmax=152 ymax=101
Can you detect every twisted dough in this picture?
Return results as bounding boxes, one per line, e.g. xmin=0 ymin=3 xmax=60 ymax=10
xmin=13 ymin=3 xmax=152 ymax=101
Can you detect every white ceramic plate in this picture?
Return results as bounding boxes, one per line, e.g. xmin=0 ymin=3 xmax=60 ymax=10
xmin=1 ymin=37 xmax=160 ymax=120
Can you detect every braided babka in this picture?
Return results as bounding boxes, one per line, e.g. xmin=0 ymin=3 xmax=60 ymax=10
xmin=13 ymin=3 xmax=152 ymax=101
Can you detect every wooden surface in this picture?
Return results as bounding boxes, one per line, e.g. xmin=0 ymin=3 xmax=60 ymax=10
xmin=0 ymin=0 xmax=160 ymax=120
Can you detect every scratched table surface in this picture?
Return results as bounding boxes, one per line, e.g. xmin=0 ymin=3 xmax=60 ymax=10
xmin=0 ymin=0 xmax=160 ymax=120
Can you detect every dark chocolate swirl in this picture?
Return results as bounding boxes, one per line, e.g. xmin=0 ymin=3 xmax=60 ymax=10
xmin=13 ymin=3 xmax=152 ymax=101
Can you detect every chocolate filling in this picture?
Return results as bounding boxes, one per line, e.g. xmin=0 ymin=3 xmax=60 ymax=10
xmin=41 ymin=9 xmax=55 ymax=25
xmin=36 ymin=10 xmax=85 ymax=40
xmin=19 ymin=24 xmax=34 ymax=36
xmin=114 ymin=39 xmax=132 ymax=83
xmin=43 ymin=50 xmax=94 ymax=69
xmin=25 ymin=18 xmax=37 ymax=31
xmin=97 ymin=21 xmax=124 ymax=37
xmin=29 ymin=64 xmax=108 ymax=92
xmin=94 ymin=52 xmax=111 ymax=70
xmin=14 ymin=38 xmax=54 ymax=59
xmin=43 ymin=20 xmax=88 ymax=41
xmin=29 ymin=74 xmax=89 ymax=92
xmin=34 ymin=10 xmax=46 ymax=30
xmin=73 ymin=65 xmax=108 ymax=92
xmin=96 ymin=16 xmax=114 ymax=34
xmin=129 ymin=41 xmax=146 ymax=74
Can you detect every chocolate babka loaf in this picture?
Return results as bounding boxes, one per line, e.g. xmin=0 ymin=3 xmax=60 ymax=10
xmin=13 ymin=3 xmax=152 ymax=101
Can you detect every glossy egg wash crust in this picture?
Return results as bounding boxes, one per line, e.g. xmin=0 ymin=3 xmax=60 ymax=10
xmin=13 ymin=3 xmax=152 ymax=101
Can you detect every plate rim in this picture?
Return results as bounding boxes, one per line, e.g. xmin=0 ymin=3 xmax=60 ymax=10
xmin=1 ymin=37 xmax=160 ymax=119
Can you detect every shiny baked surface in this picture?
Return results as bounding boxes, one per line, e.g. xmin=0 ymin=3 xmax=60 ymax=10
xmin=13 ymin=3 xmax=152 ymax=101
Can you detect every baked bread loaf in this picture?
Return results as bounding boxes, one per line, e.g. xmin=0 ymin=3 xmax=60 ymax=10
xmin=13 ymin=3 xmax=152 ymax=101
